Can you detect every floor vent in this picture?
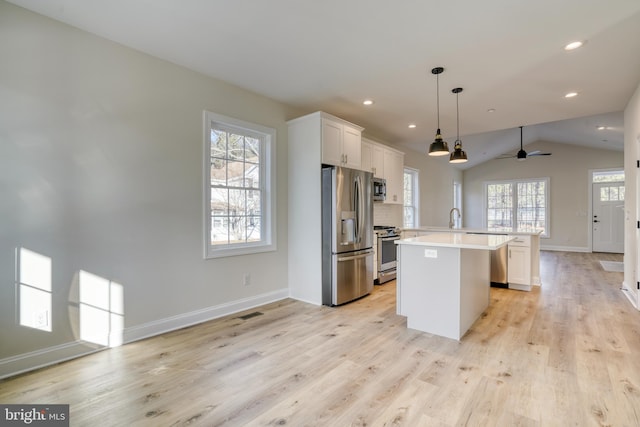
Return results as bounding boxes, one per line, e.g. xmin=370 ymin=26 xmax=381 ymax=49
xmin=237 ymin=311 xmax=264 ymax=320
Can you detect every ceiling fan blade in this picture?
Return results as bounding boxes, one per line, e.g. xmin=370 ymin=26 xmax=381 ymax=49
xmin=528 ymin=150 xmax=541 ymax=155
xmin=528 ymin=152 xmax=552 ymax=156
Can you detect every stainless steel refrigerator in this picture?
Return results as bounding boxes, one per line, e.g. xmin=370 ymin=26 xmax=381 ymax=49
xmin=322 ymin=166 xmax=374 ymax=306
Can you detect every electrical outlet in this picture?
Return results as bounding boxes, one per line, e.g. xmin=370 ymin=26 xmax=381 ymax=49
xmin=243 ymin=273 xmax=251 ymax=286
xmin=424 ymin=249 xmax=438 ymax=258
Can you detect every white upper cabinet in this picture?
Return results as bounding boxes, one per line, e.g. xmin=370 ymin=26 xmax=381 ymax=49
xmin=372 ymin=144 xmax=384 ymax=178
xmin=383 ymin=148 xmax=404 ymax=205
xmin=321 ymin=116 xmax=363 ymax=169
xmin=361 ymin=139 xmax=373 ymax=173
xmin=361 ymin=138 xmax=404 ymax=204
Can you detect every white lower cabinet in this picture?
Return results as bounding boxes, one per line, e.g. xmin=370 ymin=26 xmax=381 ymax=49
xmin=507 ymin=235 xmax=533 ymax=290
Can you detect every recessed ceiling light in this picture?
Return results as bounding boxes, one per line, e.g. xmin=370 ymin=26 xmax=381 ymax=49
xmin=597 ymin=126 xmax=607 ymax=130
xmin=564 ymin=41 xmax=584 ymax=51
xmin=565 ymin=92 xmax=578 ymax=98
xmin=487 ymin=108 xmax=496 ymax=113
xmin=363 ymin=99 xmax=374 ymax=106
xmin=408 ymin=123 xmax=417 ymax=129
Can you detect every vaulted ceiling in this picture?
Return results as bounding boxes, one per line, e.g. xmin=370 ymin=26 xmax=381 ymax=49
xmin=8 ymin=0 xmax=640 ymax=168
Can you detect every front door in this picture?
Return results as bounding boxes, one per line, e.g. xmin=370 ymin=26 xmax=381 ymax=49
xmin=592 ymin=181 xmax=624 ymax=253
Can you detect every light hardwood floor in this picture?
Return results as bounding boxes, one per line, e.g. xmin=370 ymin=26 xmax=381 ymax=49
xmin=1 ymin=251 xmax=638 ymax=426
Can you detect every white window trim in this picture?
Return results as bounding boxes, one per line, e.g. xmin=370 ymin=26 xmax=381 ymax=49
xmin=203 ymin=111 xmax=277 ymax=258
xmin=483 ymin=177 xmax=550 ymax=237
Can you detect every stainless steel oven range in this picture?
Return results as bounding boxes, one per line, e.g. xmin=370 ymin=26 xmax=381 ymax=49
xmin=374 ymin=226 xmax=401 ymax=284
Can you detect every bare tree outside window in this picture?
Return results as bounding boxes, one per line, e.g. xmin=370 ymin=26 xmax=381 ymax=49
xmin=210 ymin=128 xmax=263 ymax=245
xmin=403 ymin=168 xmax=419 ymax=228
xmin=486 ymin=178 xmax=548 ymax=236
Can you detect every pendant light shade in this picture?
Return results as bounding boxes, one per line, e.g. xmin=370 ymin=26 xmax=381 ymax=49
xmin=428 ymin=67 xmax=450 ymax=156
xmin=449 ymin=87 xmax=468 ymax=164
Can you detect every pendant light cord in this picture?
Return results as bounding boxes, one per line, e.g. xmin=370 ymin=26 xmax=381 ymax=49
xmin=456 ymin=91 xmax=460 ymax=141
xmin=436 ymin=72 xmax=440 ymax=129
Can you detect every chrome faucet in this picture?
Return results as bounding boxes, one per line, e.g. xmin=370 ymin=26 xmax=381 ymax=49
xmin=449 ymin=208 xmax=461 ymax=229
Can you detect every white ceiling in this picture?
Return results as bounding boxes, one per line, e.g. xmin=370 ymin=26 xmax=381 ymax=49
xmin=8 ymin=0 xmax=640 ymax=168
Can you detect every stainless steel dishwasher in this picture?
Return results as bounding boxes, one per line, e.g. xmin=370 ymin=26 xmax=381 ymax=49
xmin=490 ymin=244 xmax=508 ymax=287
xmin=467 ymin=232 xmax=508 ymax=287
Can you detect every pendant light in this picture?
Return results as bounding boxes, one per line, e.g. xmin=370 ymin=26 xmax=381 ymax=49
xmin=449 ymin=87 xmax=468 ymax=164
xmin=428 ymin=67 xmax=450 ymax=156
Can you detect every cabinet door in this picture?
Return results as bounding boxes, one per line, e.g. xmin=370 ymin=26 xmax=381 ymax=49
xmin=508 ymin=245 xmax=531 ymax=285
xmin=321 ymin=118 xmax=343 ymax=166
xmin=361 ymin=140 xmax=373 ymax=173
xmin=372 ymin=145 xmax=385 ymax=178
xmin=384 ymin=149 xmax=404 ymax=204
xmin=342 ymin=125 xmax=362 ymax=169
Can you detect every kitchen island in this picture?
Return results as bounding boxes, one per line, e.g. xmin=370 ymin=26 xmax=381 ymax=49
xmin=395 ymin=233 xmax=513 ymax=340
xmin=403 ymin=226 xmax=542 ymax=291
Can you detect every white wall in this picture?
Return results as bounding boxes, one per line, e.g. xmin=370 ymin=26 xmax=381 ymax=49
xmin=623 ymin=81 xmax=640 ymax=308
xmin=402 ymin=146 xmax=463 ymax=227
xmin=463 ymin=141 xmax=623 ymax=251
xmin=0 ymin=1 xmax=293 ymax=376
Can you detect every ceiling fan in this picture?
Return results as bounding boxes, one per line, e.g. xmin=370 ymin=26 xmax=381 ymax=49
xmin=498 ymin=126 xmax=552 ymax=161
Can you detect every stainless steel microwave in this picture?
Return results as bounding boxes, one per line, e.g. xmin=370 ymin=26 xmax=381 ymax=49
xmin=372 ymin=177 xmax=386 ymax=201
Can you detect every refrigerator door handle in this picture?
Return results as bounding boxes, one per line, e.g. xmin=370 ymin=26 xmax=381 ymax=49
xmin=354 ymin=175 xmax=360 ymax=243
xmin=337 ymin=250 xmax=373 ymax=262
xmin=355 ymin=175 xmax=364 ymax=244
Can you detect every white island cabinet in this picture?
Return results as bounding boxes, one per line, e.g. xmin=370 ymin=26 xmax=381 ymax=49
xmin=396 ymin=233 xmax=513 ymax=340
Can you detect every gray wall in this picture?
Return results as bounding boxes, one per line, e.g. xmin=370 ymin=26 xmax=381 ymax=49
xmin=0 ymin=1 xmax=293 ymax=373
xmin=463 ymin=140 xmax=623 ymax=251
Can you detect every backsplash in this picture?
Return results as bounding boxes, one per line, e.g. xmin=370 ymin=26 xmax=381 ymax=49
xmin=373 ymin=203 xmax=403 ymax=228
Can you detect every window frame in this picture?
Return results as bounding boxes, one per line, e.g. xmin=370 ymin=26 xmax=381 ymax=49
xmin=403 ymin=167 xmax=420 ymax=229
xmin=483 ymin=177 xmax=550 ymax=237
xmin=203 ymin=111 xmax=277 ymax=259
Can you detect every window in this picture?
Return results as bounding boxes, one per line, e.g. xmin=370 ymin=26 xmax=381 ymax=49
xmin=485 ymin=178 xmax=549 ymax=236
xmin=593 ymin=170 xmax=624 ymax=201
xmin=403 ymin=168 xmax=419 ymax=228
xmin=453 ymin=180 xmax=462 ymax=228
xmin=592 ymin=170 xmax=624 ymax=183
xmin=204 ymin=111 xmax=276 ymax=258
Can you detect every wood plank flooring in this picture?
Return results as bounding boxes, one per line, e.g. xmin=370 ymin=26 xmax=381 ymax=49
xmin=1 ymin=251 xmax=638 ymax=426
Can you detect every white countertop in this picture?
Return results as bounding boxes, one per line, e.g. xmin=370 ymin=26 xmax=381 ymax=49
xmin=403 ymin=226 xmax=543 ymax=236
xmin=396 ymin=232 xmax=514 ymax=250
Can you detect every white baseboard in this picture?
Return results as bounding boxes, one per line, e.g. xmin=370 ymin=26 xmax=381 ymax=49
xmin=0 ymin=342 xmax=100 ymax=380
xmin=0 ymin=288 xmax=289 ymax=380
xmin=540 ymin=245 xmax=590 ymax=253
xmin=621 ymin=281 xmax=639 ymax=310
xmin=123 ymin=288 xmax=289 ymax=343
